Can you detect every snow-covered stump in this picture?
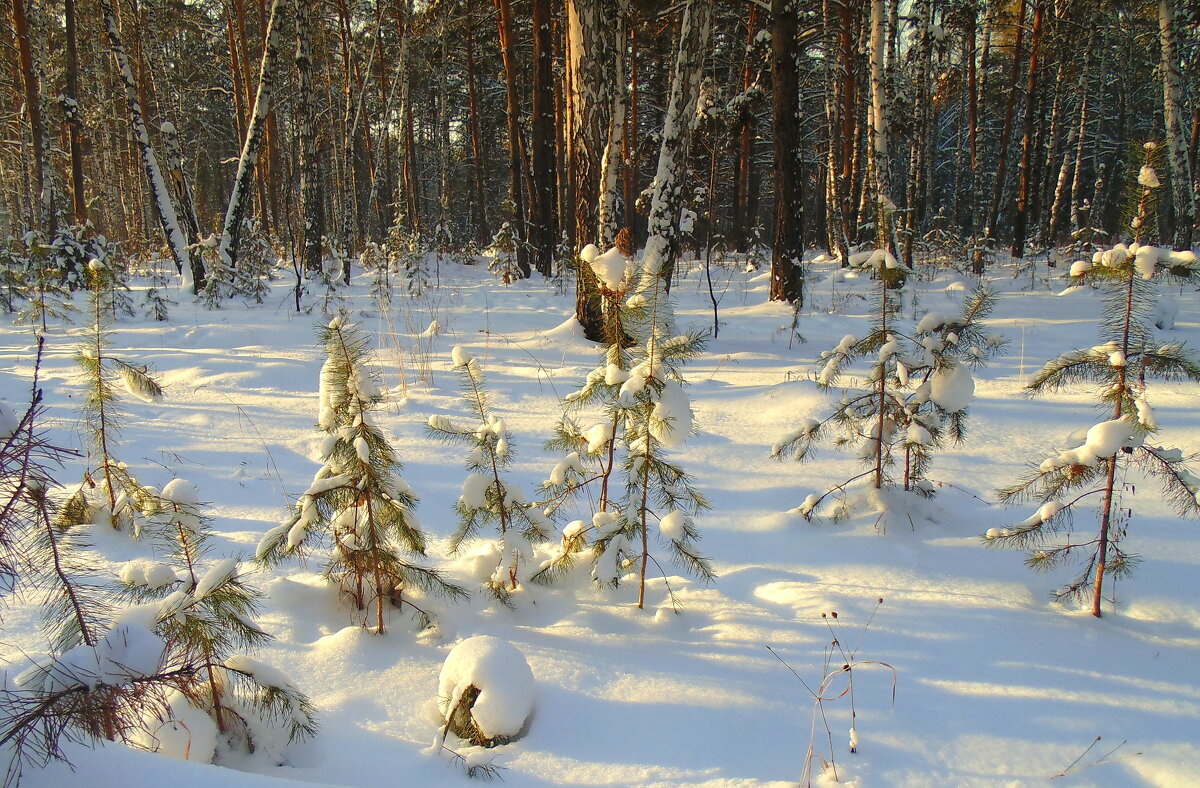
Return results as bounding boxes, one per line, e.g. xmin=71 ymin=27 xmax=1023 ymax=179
xmin=437 ymin=636 xmax=534 ymax=748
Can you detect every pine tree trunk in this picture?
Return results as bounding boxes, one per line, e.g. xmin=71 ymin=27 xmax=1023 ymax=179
xmin=99 ymin=0 xmax=196 ymax=286
xmin=984 ymin=0 xmax=1027 ymax=245
xmin=1010 ymin=0 xmax=1043 ymax=258
xmin=902 ymin=0 xmax=932 ymax=267
xmin=731 ymin=7 xmax=757 ymax=253
xmin=218 ymin=0 xmax=284 ymax=269
xmin=11 ymin=0 xmax=54 ymax=231
xmin=769 ymin=0 xmax=803 ymax=303
xmin=495 ymin=0 xmax=531 ymax=278
xmin=645 ymin=0 xmax=712 ymax=290
xmin=64 ymin=0 xmax=86 ymax=224
xmin=465 ymin=9 xmax=489 ymax=249
xmin=530 ymin=0 xmax=557 ymax=272
xmin=567 ymin=0 xmax=616 ymax=339
xmin=1159 ymin=0 xmax=1195 ymax=249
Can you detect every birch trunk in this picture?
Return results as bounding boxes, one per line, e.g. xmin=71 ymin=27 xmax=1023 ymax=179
xmin=1159 ymin=0 xmax=1194 ymax=249
xmin=598 ymin=2 xmax=628 ymax=249
xmin=218 ymin=0 xmax=284 ymax=269
xmin=645 ymin=0 xmax=712 ymax=292
xmin=294 ymin=0 xmax=324 ymax=274
xmin=99 ymin=0 xmax=196 ymax=286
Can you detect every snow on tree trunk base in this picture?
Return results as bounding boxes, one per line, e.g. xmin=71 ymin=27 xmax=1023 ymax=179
xmin=437 ymin=636 xmax=534 ymax=748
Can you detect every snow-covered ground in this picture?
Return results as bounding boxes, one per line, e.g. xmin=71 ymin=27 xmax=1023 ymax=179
xmin=2 ymin=253 xmax=1199 ymax=788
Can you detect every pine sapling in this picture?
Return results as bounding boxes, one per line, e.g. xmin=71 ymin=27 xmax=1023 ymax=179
xmin=988 ymin=145 xmax=1200 ymax=616
xmin=257 ymin=316 xmax=465 ymax=633
xmin=536 ymin=239 xmax=714 ymax=609
xmin=427 ymin=348 xmax=553 ymax=605
xmin=486 ymin=223 xmax=520 ymax=285
xmin=773 ymin=242 xmax=1005 ymax=524
xmin=125 ymin=479 xmax=316 ymax=759
xmin=61 ymin=259 xmax=164 ymax=533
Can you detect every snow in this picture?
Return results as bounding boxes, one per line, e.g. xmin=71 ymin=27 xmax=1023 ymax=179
xmin=590 ymin=247 xmax=633 ymax=291
xmin=161 ymin=478 xmax=199 ymax=506
xmin=4 ymin=254 xmax=1200 ymax=788
xmin=649 ymin=379 xmax=693 ymax=448
xmin=460 ymin=473 xmax=492 ymax=510
xmin=929 ymin=363 xmax=974 ymax=412
xmin=1042 ymin=419 xmax=1144 ymax=471
xmin=0 ymin=398 xmax=18 ymax=440
xmin=437 ymin=636 xmax=535 ymax=740
xmin=658 ymin=510 xmax=691 ymax=541
xmin=1138 ymin=165 xmax=1161 ymax=188
xmin=192 ymin=557 xmax=239 ymax=600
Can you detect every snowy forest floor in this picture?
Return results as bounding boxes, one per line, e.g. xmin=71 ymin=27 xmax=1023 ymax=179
xmin=2 ymin=252 xmax=1199 ymax=788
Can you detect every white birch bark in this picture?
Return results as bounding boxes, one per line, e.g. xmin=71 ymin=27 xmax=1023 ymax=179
xmin=867 ymin=0 xmax=889 ymax=201
xmin=1159 ymin=0 xmax=1195 ymax=249
xmin=218 ymin=0 xmax=284 ymax=268
xmin=641 ymin=0 xmax=713 ymax=289
xmin=597 ymin=0 xmax=628 ymax=248
xmin=99 ymin=0 xmax=195 ymax=286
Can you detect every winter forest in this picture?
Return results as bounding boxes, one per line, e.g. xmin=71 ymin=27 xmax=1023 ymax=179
xmin=2 ymin=0 xmax=1200 ymax=784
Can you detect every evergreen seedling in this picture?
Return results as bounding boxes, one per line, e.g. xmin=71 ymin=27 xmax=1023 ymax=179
xmin=126 ymin=479 xmax=316 ymax=759
xmin=257 ymin=316 xmax=464 ymax=633
xmin=773 ymin=238 xmax=1005 ymax=525
xmin=60 ymin=259 xmax=164 ymax=533
xmin=536 ymin=237 xmax=714 ymax=609
xmin=988 ymin=145 xmax=1200 ymax=616
xmin=427 ymin=349 xmax=553 ymax=605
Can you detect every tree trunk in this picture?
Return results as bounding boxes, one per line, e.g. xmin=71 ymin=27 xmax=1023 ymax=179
xmin=644 ymin=0 xmax=712 ymax=291
xmin=495 ymin=0 xmax=531 ymax=278
xmin=769 ymin=0 xmax=803 ymax=303
xmin=567 ymin=0 xmax=616 ymax=339
xmin=11 ymin=0 xmax=54 ymax=231
xmin=1010 ymin=0 xmax=1043 ymax=258
xmin=984 ymin=0 xmax=1027 ymax=245
xmin=1159 ymin=0 xmax=1194 ymax=249
xmin=529 ymin=0 xmax=557 ymax=273
xmin=218 ymin=0 xmax=284 ymax=269
xmin=465 ymin=9 xmax=489 ymax=249
xmin=295 ymin=0 xmax=324 ymax=274
xmin=598 ymin=3 xmax=628 ymax=249
xmin=64 ymin=0 xmax=86 ymax=224
xmin=99 ymin=0 xmax=196 ymax=286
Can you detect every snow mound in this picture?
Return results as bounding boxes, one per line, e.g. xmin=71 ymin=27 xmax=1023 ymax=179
xmin=437 ymin=635 xmax=535 ymax=746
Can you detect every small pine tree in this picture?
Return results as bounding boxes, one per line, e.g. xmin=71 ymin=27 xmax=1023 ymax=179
xmin=60 ymin=259 xmax=164 ymax=533
xmin=126 ymin=479 xmax=316 ymax=760
xmin=536 ymin=242 xmax=713 ymax=609
xmin=486 ymin=223 xmax=519 ymax=285
xmin=988 ymin=145 xmax=1200 ymax=616
xmin=427 ymin=349 xmax=553 ymax=605
xmin=773 ymin=244 xmax=1006 ymax=525
xmin=257 ymin=316 xmax=465 ymax=633
xmin=141 ymin=255 xmax=175 ymax=322
xmin=228 ymin=218 xmax=274 ymax=303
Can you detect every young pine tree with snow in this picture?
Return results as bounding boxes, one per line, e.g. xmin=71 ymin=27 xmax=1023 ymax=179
xmin=59 ymin=259 xmax=164 ymax=533
xmin=123 ymin=479 xmax=316 ymax=761
xmin=427 ymin=348 xmax=553 ymax=606
xmin=988 ymin=148 xmax=1200 ymax=616
xmin=773 ymin=247 xmax=1005 ymax=524
xmin=486 ymin=222 xmax=520 ymax=286
xmin=256 ymin=316 xmax=464 ymax=633
xmin=537 ymin=240 xmax=713 ymax=609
